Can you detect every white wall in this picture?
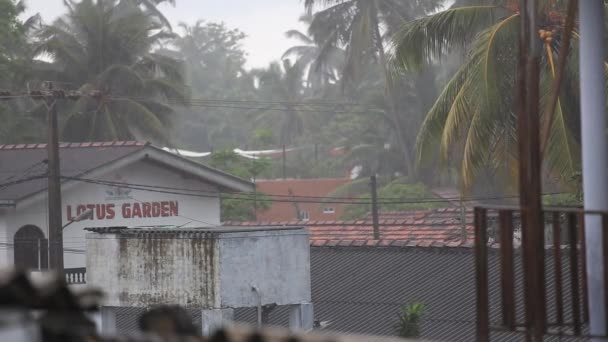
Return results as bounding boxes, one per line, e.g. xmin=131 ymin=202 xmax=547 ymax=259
xmin=0 ymin=159 xmax=221 ymax=269
xmin=218 ymin=229 xmax=311 ymax=308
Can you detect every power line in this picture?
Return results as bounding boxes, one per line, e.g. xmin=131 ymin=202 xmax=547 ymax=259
xmin=62 ymin=176 xmax=572 ymax=203
xmin=63 ymin=176 xmax=574 ymax=206
xmin=110 ymin=96 xmax=380 ymax=115
xmin=0 ymin=90 xmax=374 ymax=110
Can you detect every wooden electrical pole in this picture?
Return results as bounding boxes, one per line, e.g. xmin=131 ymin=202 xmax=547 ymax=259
xmin=46 ymin=82 xmax=64 ymax=271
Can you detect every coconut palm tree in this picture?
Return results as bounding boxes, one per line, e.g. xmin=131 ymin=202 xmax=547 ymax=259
xmin=392 ymin=0 xmax=583 ymax=191
xmin=303 ymin=0 xmax=444 ymax=177
xmin=282 ymin=11 xmax=344 ymax=92
xmin=36 ymin=0 xmax=187 ymax=143
xmin=252 ymin=59 xmax=313 ymax=146
xmin=0 ymin=0 xmax=46 ymax=144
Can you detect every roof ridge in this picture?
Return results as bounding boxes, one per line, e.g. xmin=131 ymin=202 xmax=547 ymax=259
xmin=0 ymin=141 xmax=147 ymax=150
xmin=255 ymin=177 xmax=351 ymax=182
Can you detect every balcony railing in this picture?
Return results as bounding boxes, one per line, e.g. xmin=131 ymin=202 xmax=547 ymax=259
xmin=474 ymin=206 xmax=608 ymax=341
xmin=64 ymin=267 xmax=86 ymax=284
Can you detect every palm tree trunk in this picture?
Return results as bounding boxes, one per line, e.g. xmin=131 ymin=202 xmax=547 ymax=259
xmin=370 ymin=3 xmax=415 ymax=178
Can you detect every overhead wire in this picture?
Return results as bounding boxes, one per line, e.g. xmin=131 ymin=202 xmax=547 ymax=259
xmin=63 ymin=176 xmax=574 ymax=206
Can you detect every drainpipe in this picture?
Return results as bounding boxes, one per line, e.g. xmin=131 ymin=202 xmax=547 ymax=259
xmin=579 ymin=1 xmax=608 ymax=339
xmin=251 ymin=286 xmax=262 ymax=328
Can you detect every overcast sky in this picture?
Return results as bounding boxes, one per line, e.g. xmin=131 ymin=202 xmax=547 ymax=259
xmin=22 ymin=0 xmax=306 ymax=69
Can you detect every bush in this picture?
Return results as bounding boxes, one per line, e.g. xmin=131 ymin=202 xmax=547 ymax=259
xmin=395 ymin=302 xmax=424 ymax=338
xmin=341 ymin=181 xmax=442 ymax=220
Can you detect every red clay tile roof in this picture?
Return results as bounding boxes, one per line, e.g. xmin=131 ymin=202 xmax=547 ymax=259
xmin=254 ymin=178 xmax=351 ymax=222
xmin=225 ymin=207 xmax=475 ymax=247
xmin=0 ymin=141 xmax=146 ymax=150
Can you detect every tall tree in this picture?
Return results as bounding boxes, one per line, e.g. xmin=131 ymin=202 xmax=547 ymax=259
xmin=252 ymin=59 xmax=312 ymax=146
xmin=282 ymin=11 xmax=344 ymax=93
xmin=36 ymin=0 xmax=187 ymax=143
xmin=0 ymin=0 xmax=44 ymax=143
xmin=170 ymin=21 xmax=256 ymax=150
xmin=392 ymin=1 xmax=582 ymax=191
xmin=304 ymin=0 xmax=443 ymax=178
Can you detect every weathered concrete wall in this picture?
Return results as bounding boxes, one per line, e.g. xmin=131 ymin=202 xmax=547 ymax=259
xmin=86 ymin=227 xmax=311 ymax=310
xmin=218 ymin=229 xmax=311 ymax=308
xmin=86 ymin=232 xmax=220 ymax=308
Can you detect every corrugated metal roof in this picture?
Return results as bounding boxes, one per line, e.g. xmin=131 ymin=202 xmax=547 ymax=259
xmin=231 ymin=247 xmax=587 ymax=341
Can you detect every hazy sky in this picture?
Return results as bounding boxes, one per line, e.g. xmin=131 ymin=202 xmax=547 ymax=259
xmin=22 ymin=0 xmax=306 ymax=69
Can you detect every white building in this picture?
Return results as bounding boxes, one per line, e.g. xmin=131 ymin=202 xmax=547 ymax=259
xmin=0 ymin=141 xmax=253 ymax=270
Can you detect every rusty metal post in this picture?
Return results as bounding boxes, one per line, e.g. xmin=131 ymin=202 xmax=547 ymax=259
xmin=552 ymin=212 xmax=564 ymax=327
xmin=525 ymin=0 xmax=546 ymax=337
xmin=568 ymin=213 xmax=582 ymax=335
xmin=579 ymin=213 xmax=589 ymax=323
xmin=475 ymin=208 xmax=489 ymax=342
xmin=499 ymin=210 xmax=516 ymax=330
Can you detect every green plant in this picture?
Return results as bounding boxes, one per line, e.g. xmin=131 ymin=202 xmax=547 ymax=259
xmin=395 ymin=302 xmax=424 ymax=338
xmin=341 ymin=180 xmax=442 ymax=220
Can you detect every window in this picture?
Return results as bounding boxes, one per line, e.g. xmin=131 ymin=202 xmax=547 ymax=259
xmin=299 ymin=211 xmax=310 ymax=221
xmin=323 ymin=207 xmax=335 ymax=214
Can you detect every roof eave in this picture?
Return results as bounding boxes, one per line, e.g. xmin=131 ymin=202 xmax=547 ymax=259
xmin=15 ymin=145 xmax=253 ymax=207
xmin=144 ymin=146 xmax=254 ymax=193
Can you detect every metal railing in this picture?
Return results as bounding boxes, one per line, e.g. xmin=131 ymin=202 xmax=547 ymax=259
xmin=474 ymin=206 xmax=608 ymax=341
xmin=64 ymin=267 xmax=86 ymax=284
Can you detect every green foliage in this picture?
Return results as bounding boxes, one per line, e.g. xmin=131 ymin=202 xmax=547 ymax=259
xmin=170 ymin=20 xmax=256 ymax=150
xmin=543 ymin=172 xmax=583 ymax=206
xmin=391 ymin=2 xmax=582 ymax=191
xmin=206 ymin=150 xmax=272 ymax=221
xmin=395 ymin=302 xmax=425 ymax=338
xmin=36 ymin=0 xmax=188 ymax=143
xmin=341 ymin=180 xmax=442 ymax=220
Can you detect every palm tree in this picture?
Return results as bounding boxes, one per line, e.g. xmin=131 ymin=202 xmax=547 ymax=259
xmin=169 ymin=20 xmax=257 ymax=150
xmin=252 ymin=59 xmax=312 ymax=146
xmin=0 ymin=0 xmax=45 ymax=144
xmin=304 ymin=0 xmax=444 ymax=177
xmin=282 ymin=11 xmax=344 ymax=92
xmin=392 ymin=0 xmax=582 ymax=191
xmin=36 ymin=0 xmax=187 ymax=143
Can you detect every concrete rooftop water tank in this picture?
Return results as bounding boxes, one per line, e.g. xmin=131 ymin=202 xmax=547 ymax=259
xmin=85 ymin=226 xmax=311 ymax=309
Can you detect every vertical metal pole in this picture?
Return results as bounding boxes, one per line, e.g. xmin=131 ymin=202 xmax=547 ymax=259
xmin=517 ymin=1 xmax=533 ymax=340
xmin=580 ymin=1 xmax=608 ymax=338
xmin=314 ymin=143 xmax=319 ymax=165
xmin=475 ymin=207 xmax=489 ymax=342
xmin=525 ymin=0 xmax=546 ymax=336
xmin=370 ymin=175 xmax=380 ymax=240
xmin=47 ymin=84 xmax=64 ymax=271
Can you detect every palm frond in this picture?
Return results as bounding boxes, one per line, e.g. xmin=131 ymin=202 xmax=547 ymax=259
xmin=285 ymin=29 xmax=313 ymax=44
xmin=390 ymin=5 xmax=505 ymax=72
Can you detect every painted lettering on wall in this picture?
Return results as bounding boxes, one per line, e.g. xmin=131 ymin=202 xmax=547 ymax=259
xmin=66 ymin=201 xmax=179 ymax=220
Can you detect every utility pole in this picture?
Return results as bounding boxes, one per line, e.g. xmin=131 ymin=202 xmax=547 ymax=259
xmin=282 ymin=145 xmax=287 ymax=180
xmin=46 ymin=82 xmax=64 ymax=271
xmin=579 ymin=1 xmax=608 ymax=340
xmin=370 ymin=175 xmax=379 ymax=240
